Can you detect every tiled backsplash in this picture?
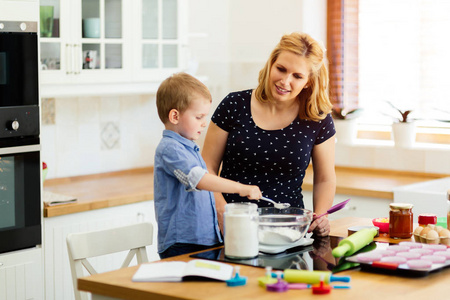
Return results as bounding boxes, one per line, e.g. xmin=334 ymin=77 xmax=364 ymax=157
xmin=41 ymin=95 xmax=163 ymax=179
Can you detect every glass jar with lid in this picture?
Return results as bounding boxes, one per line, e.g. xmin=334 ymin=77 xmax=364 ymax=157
xmin=389 ymin=203 xmax=414 ymax=239
xmin=224 ymin=202 xmax=259 ymax=259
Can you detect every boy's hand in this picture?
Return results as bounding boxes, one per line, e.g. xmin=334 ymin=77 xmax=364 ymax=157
xmin=239 ymin=185 xmax=262 ymax=200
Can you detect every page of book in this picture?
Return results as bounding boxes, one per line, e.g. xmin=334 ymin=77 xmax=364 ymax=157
xmin=132 ymin=259 xmax=233 ymax=282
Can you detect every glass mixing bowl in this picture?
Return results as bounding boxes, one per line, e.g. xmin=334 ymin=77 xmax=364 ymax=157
xmin=258 ymin=207 xmax=313 ymax=246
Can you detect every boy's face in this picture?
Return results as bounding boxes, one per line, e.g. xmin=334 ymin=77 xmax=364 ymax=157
xmin=176 ymin=95 xmax=211 ymax=141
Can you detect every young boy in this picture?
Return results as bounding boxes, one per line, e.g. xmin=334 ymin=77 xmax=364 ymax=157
xmin=154 ymin=72 xmax=262 ymax=259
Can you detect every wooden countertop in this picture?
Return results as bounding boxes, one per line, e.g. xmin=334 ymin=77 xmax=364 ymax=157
xmin=77 ymin=217 xmax=450 ymax=300
xmin=43 ymin=166 xmax=446 ymax=218
xmin=43 ymin=167 xmax=154 ymax=217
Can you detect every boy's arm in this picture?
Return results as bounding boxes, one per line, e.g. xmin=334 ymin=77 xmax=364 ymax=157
xmin=196 ymin=173 xmax=262 ymax=200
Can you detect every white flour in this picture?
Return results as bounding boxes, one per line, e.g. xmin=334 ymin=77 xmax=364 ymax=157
xmin=259 ymin=227 xmax=302 ymax=245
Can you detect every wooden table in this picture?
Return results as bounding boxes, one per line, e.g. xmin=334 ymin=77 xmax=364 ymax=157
xmin=78 ymin=217 xmax=450 ymax=299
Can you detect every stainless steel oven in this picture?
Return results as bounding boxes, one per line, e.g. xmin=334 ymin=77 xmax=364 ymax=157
xmin=0 ymin=21 xmax=41 ymax=254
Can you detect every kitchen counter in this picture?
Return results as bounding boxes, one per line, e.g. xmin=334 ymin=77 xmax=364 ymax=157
xmin=43 ymin=166 xmax=446 ymax=218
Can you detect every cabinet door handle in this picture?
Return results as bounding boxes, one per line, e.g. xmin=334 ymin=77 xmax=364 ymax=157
xmin=74 ymin=44 xmax=81 ymax=74
xmin=66 ymin=44 xmax=73 ymax=74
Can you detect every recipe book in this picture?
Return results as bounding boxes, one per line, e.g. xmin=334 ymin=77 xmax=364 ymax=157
xmin=132 ymin=259 xmax=234 ymax=282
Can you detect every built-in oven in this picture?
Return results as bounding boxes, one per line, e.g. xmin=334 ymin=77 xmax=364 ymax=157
xmin=0 ymin=144 xmax=41 ymax=253
xmin=0 ymin=21 xmax=41 ymax=254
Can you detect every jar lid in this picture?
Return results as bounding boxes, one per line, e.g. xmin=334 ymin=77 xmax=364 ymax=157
xmin=389 ymin=203 xmax=413 ymax=209
xmin=225 ymin=202 xmax=258 ymax=214
xmin=418 ymin=214 xmax=437 ymax=225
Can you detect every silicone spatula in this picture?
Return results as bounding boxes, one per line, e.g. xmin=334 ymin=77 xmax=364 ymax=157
xmin=314 ymin=198 xmax=350 ymax=220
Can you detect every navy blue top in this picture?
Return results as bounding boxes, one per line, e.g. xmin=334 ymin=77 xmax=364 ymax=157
xmin=211 ymin=89 xmax=336 ymax=208
xmin=154 ymin=130 xmax=222 ymax=253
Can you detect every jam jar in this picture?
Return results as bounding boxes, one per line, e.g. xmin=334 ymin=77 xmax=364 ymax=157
xmin=418 ymin=214 xmax=437 ymax=227
xmin=389 ymin=203 xmax=413 ymax=239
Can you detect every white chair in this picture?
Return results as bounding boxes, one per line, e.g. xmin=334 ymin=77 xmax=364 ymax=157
xmin=66 ymin=222 xmax=154 ymax=300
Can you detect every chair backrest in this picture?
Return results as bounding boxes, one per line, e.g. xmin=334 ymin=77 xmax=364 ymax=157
xmin=66 ymin=222 xmax=154 ymax=300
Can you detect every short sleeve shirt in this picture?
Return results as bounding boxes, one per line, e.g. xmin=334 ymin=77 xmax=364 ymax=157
xmin=154 ymin=130 xmax=222 ymax=253
xmin=211 ymin=90 xmax=336 ymax=208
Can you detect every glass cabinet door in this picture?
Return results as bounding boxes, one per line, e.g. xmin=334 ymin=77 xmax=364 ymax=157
xmin=39 ymin=0 xmax=61 ymax=72
xmin=81 ymin=0 xmax=123 ymax=71
xmin=40 ymin=0 xmax=126 ymax=86
xmin=141 ymin=0 xmax=179 ymax=70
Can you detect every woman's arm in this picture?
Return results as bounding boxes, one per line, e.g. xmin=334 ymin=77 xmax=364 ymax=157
xmin=309 ymin=136 xmax=336 ymax=236
xmin=202 ymin=121 xmax=230 ymax=233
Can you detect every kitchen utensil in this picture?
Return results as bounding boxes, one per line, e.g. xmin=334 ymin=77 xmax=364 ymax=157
xmin=260 ymin=196 xmax=291 ymax=209
xmin=258 ymin=207 xmax=313 ymax=246
xmin=314 ymin=198 xmax=350 ymax=220
xmin=279 ymin=269 xmax=351 ymax=284
xmin=332 ymin=227 xmax=378 ymax=257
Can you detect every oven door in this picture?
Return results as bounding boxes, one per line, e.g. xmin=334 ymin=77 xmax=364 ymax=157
xmin=0 ymin=144 xmax=41 ymax=254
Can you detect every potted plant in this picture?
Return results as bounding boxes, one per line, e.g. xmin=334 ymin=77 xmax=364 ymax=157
xmin=332 ymin=107 xmax=363 ymax=145
xmin=386 ymin=101 xmax=415 ymax=148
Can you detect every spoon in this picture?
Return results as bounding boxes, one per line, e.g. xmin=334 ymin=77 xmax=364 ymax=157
xmin=313 ymin=198 xmax=350 ymax=220
xmin=260 ymin=196 xmax=291 ymax=209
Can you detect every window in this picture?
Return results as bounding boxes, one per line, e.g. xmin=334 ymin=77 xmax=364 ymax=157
xmin=327 ymin=0 xmax=450 ymax=144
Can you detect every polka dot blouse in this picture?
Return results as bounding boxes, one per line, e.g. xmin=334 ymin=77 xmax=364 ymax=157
xmin=211 ymin=89 xmax=336 ymax=208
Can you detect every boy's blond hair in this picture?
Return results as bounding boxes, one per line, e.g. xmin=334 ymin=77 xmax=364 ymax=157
xmin=156 ymin=72 xmax=212 ymax=124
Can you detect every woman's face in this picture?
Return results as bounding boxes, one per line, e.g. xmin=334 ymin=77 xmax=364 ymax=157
xmin=269 ymin=50 xmax=310 ymax=103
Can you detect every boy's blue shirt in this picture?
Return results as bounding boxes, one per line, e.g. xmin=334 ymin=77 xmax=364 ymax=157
xmin=154 ymin=130 xmax=222 ymax=253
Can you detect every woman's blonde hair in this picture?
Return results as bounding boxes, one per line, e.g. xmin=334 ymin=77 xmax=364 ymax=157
xmin=254 ymin=32 xmax=332 ymax=121
xmin=157 ymin=72 xmax=211 ymax=124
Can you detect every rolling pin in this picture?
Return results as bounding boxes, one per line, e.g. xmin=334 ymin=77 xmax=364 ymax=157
xmin=332 ymin=227 xmax=378 ymax=257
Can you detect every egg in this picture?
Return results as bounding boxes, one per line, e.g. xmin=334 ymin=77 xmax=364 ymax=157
xmin=425 ymin=229 xmax=440 ymax=244
xmin=435 ymin=226 xmax=444 ymax=233
xmin=413 ymin=226 xmax=423 ymax=242
xmin=427 ymin=224 xmax=436 ymax=230
xmin=439 ymin=229 xmax=450 ymax=238
xmin=414 ymin=226 xmax=423 ymax=235
xmin=420 ymin=227 xmax=431 ymax=243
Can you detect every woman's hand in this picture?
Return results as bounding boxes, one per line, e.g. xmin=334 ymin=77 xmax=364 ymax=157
xmin=309 ymin=214 xmax=330 ymax=237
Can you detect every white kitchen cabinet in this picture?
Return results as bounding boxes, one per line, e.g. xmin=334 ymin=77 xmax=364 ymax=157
xmin=39 ymin=0 xmax=187 ymax=97
xmin=42 ymin=200 xmax=159 ymax=300
xmin=303 ymin=191 xmax=391 ymax=220
xmin=39 ymin=0 xmax=132 ymax=85
xmin=0 ymin=247 xmax=44 ymax=300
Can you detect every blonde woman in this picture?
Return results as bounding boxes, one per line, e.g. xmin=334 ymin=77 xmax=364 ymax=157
xmin=202 ymin=32 xmax=336 ymax=237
